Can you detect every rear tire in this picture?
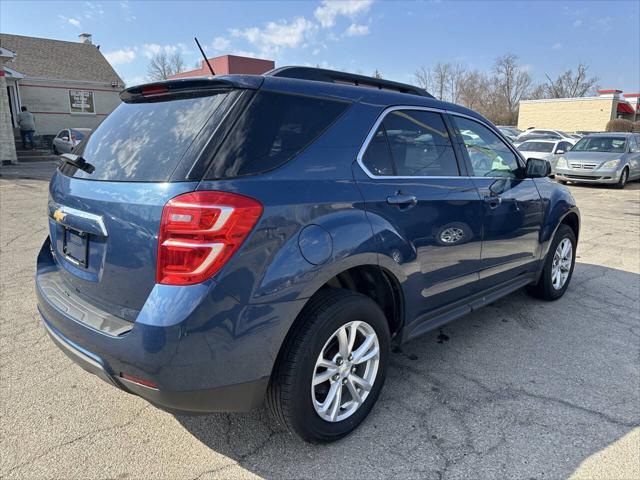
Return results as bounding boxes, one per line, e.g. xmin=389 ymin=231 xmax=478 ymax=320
xmin=614 ymin=168 xmax=628 ymax=189
xmin=558 ymin=180 xmax=568 ymax=185
xmin=267 ymin=289 xmax=390 ymax=443
xmin=526 ymin=224 xmax=576 ymax=301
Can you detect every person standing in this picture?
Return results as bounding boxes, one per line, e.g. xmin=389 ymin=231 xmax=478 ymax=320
xmin=18 ymin=106 xmax=36 ymax=150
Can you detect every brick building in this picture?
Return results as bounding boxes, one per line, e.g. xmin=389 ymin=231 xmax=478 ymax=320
xmin=517 ymin=89 xmax=639 ymax=133
xmin=168 ymin=54 xmax=275 ymax=79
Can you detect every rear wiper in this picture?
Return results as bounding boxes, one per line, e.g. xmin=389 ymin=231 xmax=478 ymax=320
xmin=59 ymin=153 xmax=95 ymax=174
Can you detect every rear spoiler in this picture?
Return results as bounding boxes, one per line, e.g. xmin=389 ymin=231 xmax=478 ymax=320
xmin=120 ymin=75 xmax=263 ymax=103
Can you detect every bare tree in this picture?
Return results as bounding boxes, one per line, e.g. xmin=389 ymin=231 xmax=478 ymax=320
xmin=372 ymin=69 xmax=383 ymax=79
xmin=458 ymin=70 xmax=492 ymax=111
xmin=147 ymin=52 xmax=186 ymax=81
xmin=493 ymin=54 xmax=533 ymax=124
xmin=414 ymin=65 xmax=434 ymax=93
xmin=542 ymin=63 xmax=599 ymax=98
xmin=432 ymin=63 xmax=452 ymax=101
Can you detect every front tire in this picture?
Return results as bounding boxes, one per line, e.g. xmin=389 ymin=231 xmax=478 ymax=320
xmin=267 ymin=289 xmax=390 ymax=443
xmin=526 ymin=224 xmax=576 ymax=300
xmin=614 ymin=167 xmax=628 ymax=189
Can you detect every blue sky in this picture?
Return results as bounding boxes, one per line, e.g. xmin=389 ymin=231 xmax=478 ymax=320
xmin=2 ymin=0 xmax=639 ymax=91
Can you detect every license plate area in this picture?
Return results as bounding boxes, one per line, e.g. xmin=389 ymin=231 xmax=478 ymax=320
xmin=63 ymin=228 xmax=89 ymax=268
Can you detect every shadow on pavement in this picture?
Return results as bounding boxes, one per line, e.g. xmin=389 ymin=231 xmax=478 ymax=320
xmin=176 ymin=263 xmax=639 ymax=479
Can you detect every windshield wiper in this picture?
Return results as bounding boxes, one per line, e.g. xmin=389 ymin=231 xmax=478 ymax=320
xmin=59 ymin=153 xmax=95 ymax=174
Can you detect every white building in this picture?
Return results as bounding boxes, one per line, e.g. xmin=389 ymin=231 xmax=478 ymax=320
xmin=0 ymin=33 xmax=124 ymax=153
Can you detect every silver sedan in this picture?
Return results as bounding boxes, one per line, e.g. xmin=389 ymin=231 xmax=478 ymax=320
xmin=555 ymin=133 xmax=640 ymax=189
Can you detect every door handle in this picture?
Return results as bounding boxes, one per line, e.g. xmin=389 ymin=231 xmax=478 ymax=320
xmin=387 ymin=194 xmax=417 ymax=207
xmin=483 ymin=195 xmax=502 ymax=208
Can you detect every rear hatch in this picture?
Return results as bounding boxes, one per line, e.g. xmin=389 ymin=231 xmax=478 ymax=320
xmin=47 ymin=79 xmax=257 ymax=320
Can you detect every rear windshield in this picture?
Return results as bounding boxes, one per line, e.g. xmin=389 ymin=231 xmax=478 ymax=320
xmin=519 ymin=141 xmax=554 ymax=153
xmin=205 ymin=91 xmax=349 ymax=179
xmin=69 ymin=92 xmax=231 ymax=181
xmin=572 ymin=136 xmax=627 ymax=153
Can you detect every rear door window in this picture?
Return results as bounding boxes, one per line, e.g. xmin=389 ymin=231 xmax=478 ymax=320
xmin=68 ymin=92 xmax=233 ymax=181
xmin=382 ymin=110 xmax=459 ymax=176
xmin=205 ymin=91 xmax=350 ymax=179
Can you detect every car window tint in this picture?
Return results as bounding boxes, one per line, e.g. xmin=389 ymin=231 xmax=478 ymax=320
xmin=362 ymin=125 xmax=395 ymax=176
xmin=206 ymin=91 xmax=349 ymax=179
xmin=519 ymin=141 xmax=554 ymax=153
xmin=453 ymin=116 xmax=520 ymax=177
xmin=71 ymin=92 xmax=232 ymax=181
xmin=557 ymin=141 xmax=573 ymax=152
xmin=381 ymin=110 xmax=459 ymax=176
xmin=57 ymin=130 xmax=69 ymax=139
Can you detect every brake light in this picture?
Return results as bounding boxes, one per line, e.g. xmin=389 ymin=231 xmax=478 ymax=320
xmin=141 ymin=84 xmax=168 ymax=97
xmin=157 ymin=191 xmax=262 ymax=285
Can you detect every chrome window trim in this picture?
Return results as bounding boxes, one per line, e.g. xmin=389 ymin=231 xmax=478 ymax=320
xmin=356 ymin=105 xmax=526 ymax=181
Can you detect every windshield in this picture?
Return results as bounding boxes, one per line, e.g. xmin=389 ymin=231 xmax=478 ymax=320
xmin=70 ymin=92 xmax=232 ymax=181
xmin=519 ymin=141 xmax=554 ymax=153
xmin=571 ymin=136 xmax=627 ymax=153
xmin=70 ymin=129 xmax=87 ymax=141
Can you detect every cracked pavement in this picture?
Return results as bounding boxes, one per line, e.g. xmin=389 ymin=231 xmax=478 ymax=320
xmin=1 ymin=162 xmax=638 ymax=479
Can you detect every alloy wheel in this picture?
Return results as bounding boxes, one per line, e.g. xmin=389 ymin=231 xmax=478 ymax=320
xmin=311 ymin=321 xmax=380 ymax=422
xmin=551 ymin=238 xmax=572 ymax=290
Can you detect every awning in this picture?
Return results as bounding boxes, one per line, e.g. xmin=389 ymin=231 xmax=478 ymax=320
xmin=617 ymin=102 xmax=635 ymax=114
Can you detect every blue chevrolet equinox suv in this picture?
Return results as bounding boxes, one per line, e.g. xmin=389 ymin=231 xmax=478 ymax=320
xmin=37 ymin=67 xmax=580 ymax=442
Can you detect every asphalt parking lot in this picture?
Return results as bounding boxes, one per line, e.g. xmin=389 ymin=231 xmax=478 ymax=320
xmin=1 ymin=162 xmax=638 ymax=480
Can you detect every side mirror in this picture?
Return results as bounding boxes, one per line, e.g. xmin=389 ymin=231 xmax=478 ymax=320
xmin=62 ymin=136 xmax=69 ymax=142
xmin=555 ymin=149 xmax=565 ymax=155
xmin=526 ymin=158 xmax=551 ymax=178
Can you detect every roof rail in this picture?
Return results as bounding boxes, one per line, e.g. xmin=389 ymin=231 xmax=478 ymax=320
xmin=266 ymin=66 xmax=434 ymax=98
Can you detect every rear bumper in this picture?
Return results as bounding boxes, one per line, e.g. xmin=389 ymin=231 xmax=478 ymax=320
xmin=36 ymin=238 xmax=303 ymax=413
xmin=41 ymin=315 xmax=267 ymax=413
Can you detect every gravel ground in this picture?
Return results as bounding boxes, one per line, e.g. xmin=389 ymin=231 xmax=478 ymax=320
xmin=1 ymin=162 xmax=638 ymax=480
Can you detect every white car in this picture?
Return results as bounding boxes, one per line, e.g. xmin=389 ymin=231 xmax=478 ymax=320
xmin=517 ymin=139 xmax=576 ymax=175
xmin=52 ymin=128 xmax=92 ymax=155
xmin=514 ymin=129 xmax=574 ymax=147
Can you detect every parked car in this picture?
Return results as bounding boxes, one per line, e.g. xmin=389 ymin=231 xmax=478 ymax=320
xmin=52 ymin=128 xmax=92 ymax=154
xmin=514 ymin=129 xmax=574 ymax=146
xmin=555 ymin=132 xmax=640 ymax=189
xmin=36 ymin=68 xmax=580 ymax=443
xmin=517 ymin=139 xmax=576 ymax=175
xmin=497 ymin=126 xmax=522 ymax=142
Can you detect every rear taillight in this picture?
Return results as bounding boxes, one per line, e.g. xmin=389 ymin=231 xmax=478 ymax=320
xmin=157 ymin=191 xmax=263 ymax=285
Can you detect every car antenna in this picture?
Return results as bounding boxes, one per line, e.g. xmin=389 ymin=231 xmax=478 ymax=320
xmin=194 ymin=37 xmax=215 ymax=76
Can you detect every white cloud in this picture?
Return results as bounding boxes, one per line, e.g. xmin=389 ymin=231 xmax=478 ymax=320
xmin=84 ymin=2 xmax=104 ymax=19
xmin=120 ymin=1 xmax=136 ymax=22
xmin=212 ymin=36 xmax=230 ymax=51
xmin=104 ymin=48 xmax=136 ymax=65
xmin=142 ymin=43 xmax=179 ymax=59
xmin=230 ymin=17 xmax=316 ymax=54
xmin=314 ymin=0 xmax=373 ymax=28
xmin=124 ymin=75 xmax=147 ymax=87
xmin=552 ymin=42 xmax=562 ymax=50
xmin=573 ymin=19 xmax=583 ymax=27
xmin=345 ymin=23 xmax=369 ymax=37
xmin=58 ymin=15 xmax=82 ymax=28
